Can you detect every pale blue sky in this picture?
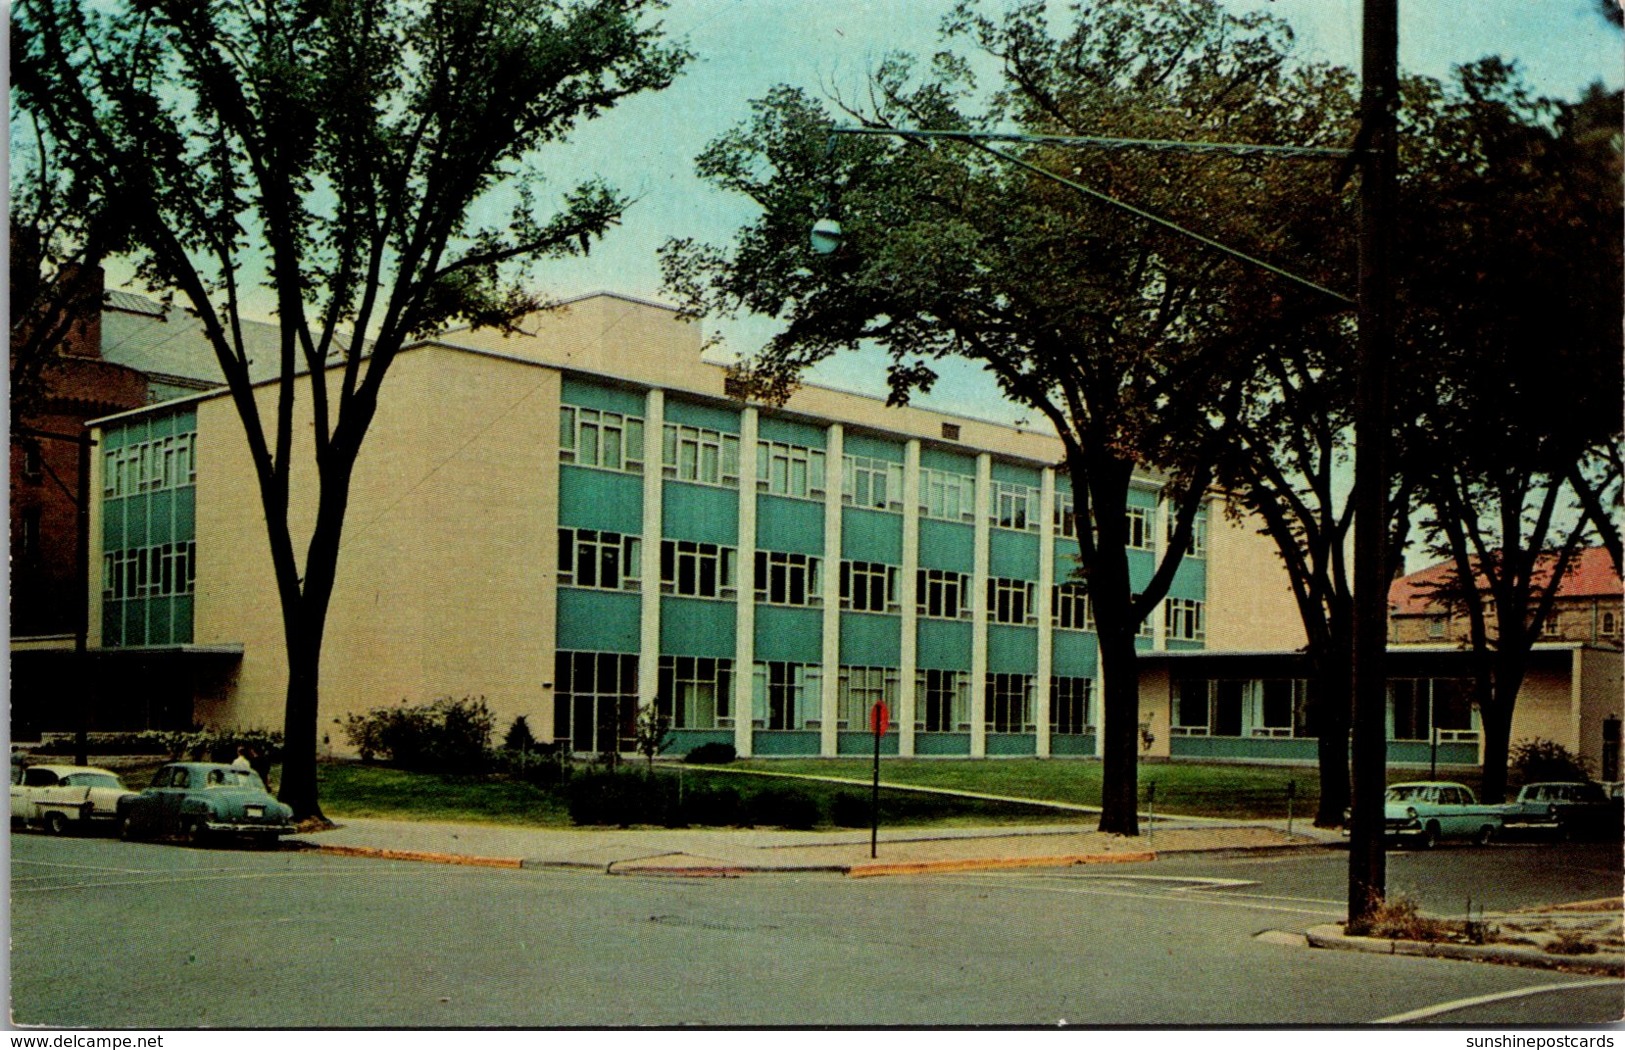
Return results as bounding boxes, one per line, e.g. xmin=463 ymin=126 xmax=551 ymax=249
xmin=515 ymin=0 xmax=1624 ymax=422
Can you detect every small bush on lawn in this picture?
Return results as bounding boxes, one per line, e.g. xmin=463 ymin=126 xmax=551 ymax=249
xmin=494 ymin=739 xmax=572 ymax=786
xmin=746 ymin=787 xmax=820 ymax=830
xmin=568 ymin=770 xmax=678 ymax=827
xmin=682 ymin=784 xmax=744 ymax=827
xmin=831 ymin=791 xmax=870 ymax=828
xmin=1356 ymin=892 xmax=1457 ymax=942
xmin=1510 ymin=738 xmax=1592 ymax=785
xmin=342 ymin=696 xmax=494 ymax=774
xmin=502 ymin=716 xmax=537 ymax=753
xmin=683 ymin=742 xmax=737 ymax=764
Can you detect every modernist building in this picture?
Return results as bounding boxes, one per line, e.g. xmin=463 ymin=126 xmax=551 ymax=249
xmin=69 ymin=292 xmax=1307 ymax=758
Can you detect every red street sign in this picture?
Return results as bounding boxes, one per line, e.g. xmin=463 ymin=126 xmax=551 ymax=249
xmin=869 ymin=701 xmax=890 ymax=736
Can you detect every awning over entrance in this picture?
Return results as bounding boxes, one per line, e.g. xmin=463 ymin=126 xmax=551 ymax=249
xmin=10 ymin=642 xmax=244 ymax=741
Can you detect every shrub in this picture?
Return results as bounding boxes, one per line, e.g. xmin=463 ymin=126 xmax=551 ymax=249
xmin=746 ymin=787 xmax=820 ymax=830
xmin=681 ymin=784 xmax=744 ymax=826
xmin=503 ymin=716 xmax=537 ymax=753
xmin=1549 ymin=930 xmax=1599 ymax=956
xmin=1357 ymin=891 xmax=1456 ymax=942
xmin=342 ymin=696 xmax=494 ymax=773
xmin=568 ymin=769 xmax=677 ymax=826
xmin=1510 ymin=738 xmax=1592 ymax=785
xmin=633 ymin=704 xmax=673 ymax=770
xmin=683 ymin=742 xmax=737 ymax=765
xmin=495 ymin=739 xmax=572 ymax=786
xmin=831 ymin=791 xmax=871 ymax=828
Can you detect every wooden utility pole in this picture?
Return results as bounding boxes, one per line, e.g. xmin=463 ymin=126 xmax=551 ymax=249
xmin=1348 ymin=0 xmax=1398 ymax=931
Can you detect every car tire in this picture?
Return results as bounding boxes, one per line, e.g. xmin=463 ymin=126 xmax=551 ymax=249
xmin=118 ymin=814 xmax=140 ymax=842
xmin=183 ymin=818 xmax=212 ymax=848
xmin=43 ymin=811 xmax=70 ymax=837
xmin=1421 ymin=822 xmax=1441 ymax=850
xmin=1475 ymin=824 xmax=1495 ymax=846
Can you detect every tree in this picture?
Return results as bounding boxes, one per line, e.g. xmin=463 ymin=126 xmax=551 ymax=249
xmin=13 ymin=0 xmax=688 ymax=820
xmin=662 ymin=0 xmax=1349 ymax=834
xmin=632 ymin=702 xmax=672 ymax=773
xmin=1401 ymin=64 xmax=1623 ymax=803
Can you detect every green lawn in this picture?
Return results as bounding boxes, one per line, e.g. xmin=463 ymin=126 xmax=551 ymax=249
xmin=316 ymin=762 xmax=572 ymax=826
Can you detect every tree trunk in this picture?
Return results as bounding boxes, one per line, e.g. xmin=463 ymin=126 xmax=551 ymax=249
xmin=1311 ymin=668 xmax=1352 ymax=827
xmin=278 ymin=627 xmax=326 ymax=822
xmin=1477 ymin=691 xmax=1515 ymax=804
xmin=1096 ymin=626 xmax=1141 ymax=836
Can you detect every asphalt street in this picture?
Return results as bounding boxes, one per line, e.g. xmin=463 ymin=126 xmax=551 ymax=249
xmin=10 ymin=833 xmax=1622 ymax=1028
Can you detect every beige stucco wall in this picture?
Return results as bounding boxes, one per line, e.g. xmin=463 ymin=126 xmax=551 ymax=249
xmin=1135 ymin=664 xmax=1173 ymax=759
xmin=1507 ymin=662 xmax=1578 ymax=752
xmin=1576 ymin=647 xmax=1624 ymax=772
xmin=1201 ymin=496 xmax=1306 ymax=652
xmin=191 ymin=345 xmax=560 ymax=738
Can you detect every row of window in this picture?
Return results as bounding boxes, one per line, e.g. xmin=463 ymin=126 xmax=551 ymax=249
xmin=554 ymin=649 xmax=1094 ymax=738
xmin=104 ymin=432 xmax=197 ymax=498
xmin=1171 ymin=677 xmax=1479 ymax=741
xmin=558 ymin=410 xmax=1206 ymax=549
xmin=558 ymin=529 xmax=1204 ymax=631
xmin=1054 ymin=493 xmax=1208 ymax=557
xmin=103 ymin=541 xmax=197 ymax=601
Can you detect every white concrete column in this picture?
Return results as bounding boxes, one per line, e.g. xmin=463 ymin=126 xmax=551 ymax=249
xmin=898 ymin=440 xmax=921 ymax=756
xmin=1035 ymin=467 xmax=1056 ymax=758
xmin=970 ymin=453 xmax=992 ymax=757
xmin=733 ymin=407 xmax=759 ymax=757
xmin=638 ymin=391 xmax=666 ymax=715
xmin=1151 ymin=491 xmax=1168 ymax=652
xmin=819 ymin=424 xmax=844 ymax=756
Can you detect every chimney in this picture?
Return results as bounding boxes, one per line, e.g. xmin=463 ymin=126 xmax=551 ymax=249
xmin=58 ymin=263 xmax=105 ymax=360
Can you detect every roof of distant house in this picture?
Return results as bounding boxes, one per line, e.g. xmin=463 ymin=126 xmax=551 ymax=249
xmin=1390 ymin=546 xmax=1622 ymax=615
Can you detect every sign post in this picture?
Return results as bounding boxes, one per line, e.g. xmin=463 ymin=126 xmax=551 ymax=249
xmin=869 ymin=701 xmax=889 ymax=859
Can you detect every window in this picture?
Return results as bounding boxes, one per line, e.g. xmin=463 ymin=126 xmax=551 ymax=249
xmin=1167 ymin=504 xmax=1207 ymax=557
xmin=1055 ymin=492 xmax=1081 ymax=539
xmin=753 ymin=661 xmax=821 ymax=730
xmin=1126 ymin=505 xmax=1155 ymax=551
xmin=991 ymin=480 xmax=1039 ymax=531
xmin=558 ymin=407 xmax=644 ymax=473
xmin=754 ymin=550 xmax=821 ymax=606
xmin=104 ymin=431 xmax=197 ymax=497
xmin=841 ymin=560 xmax=900 ymax=613
xmin=103 ymin=542 xmax=196 ymax=601
xmin=842 ymin=455 xmax=904 ymax=512
xmin=917 ymin=569 xmax=969 ymax=619
xmin=558 ymin=529 xmax=641 ymax=591
xmin=659 ymin=540 xmax=737 ymax=599
xmin=985 ymin=673 xmax=1034 ymax=733
xmin=1053 ymin=582 xmax=1093 ymax=631
xmin=555 ymin=650 xmax=639 ymax=753
xmin=662 ymin=424 xmax=740 ymax=487
xmin=757 ymin=441 xmax=827 ymax=499
xmin=1427 ymin=616 xmax=1447 ymax=639
xmin=1051 ymin=677 xmax=1093 ymax=735
xmin=21 ymin=443 xmax=42 ymax=484
xmin=657 ymin=656 xmax=732 ymax=730
xmin=941 ymin=423 xmax=960 ymax=440
xmin=916 ymin=669 xmax=970 ymax=732
xmin=1253 ymin=680 xmax=1304 ymax=738
xmin=1390 ymin=678 xmax=1477 ymax=742
xmin=1603 ymin=611 xmax=1619 ymax=638
xmin=1172 ymin=680 xmax=1244 ymax=737
xmin=838 ymin=666 xmax=899 ymax=729
xmin=988 ymin=577 xmax=1036 ymax=625
xmin=919 ymin=467 xmax=976 ymax=522
xmin=1165 ymin=598 xmax=1204 ymax=641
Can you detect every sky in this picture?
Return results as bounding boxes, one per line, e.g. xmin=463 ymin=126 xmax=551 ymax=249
xmin=509 ymin=0 xmax=1625 ymax=422
xmin=97 ymin=0 xmax=1625 ymax=424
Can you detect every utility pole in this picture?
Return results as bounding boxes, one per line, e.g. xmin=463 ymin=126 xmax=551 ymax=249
xmin=1348 ymin=0 xmax=1398 ymax=931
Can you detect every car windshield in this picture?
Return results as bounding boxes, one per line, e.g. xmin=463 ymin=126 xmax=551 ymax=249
xmin=62 ymin=773 xmax=122 ymax=789
xmin=1385 ymin=786 xmax=1436 ymax=803
xmin=204 ymin=769 xmax=265 ymax=789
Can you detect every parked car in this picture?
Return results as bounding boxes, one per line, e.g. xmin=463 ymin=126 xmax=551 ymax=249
xmin=10 ymin=763 xmax=138 ymax=835
xmin=1381 ymin=781 xmax=1503 ymax=848
xmin=1499 ymin=781 xmax=1624 ymax=840
xmin=117 ymin=762 xmax=295 ymax=846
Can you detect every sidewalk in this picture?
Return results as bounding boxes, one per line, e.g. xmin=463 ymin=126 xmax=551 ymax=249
xmin=287 ymin=813 xmax=1346 ymax=876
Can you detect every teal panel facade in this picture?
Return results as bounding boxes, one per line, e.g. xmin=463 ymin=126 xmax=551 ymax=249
xmin=1390 ymin=741 xmax=1478 ymax=766
xmin=990 ymin=460 xmax=1040 ymax=487
xmin=1170 ymin=736 xmax=1322 ymax=761
xmin=759 ymin=414 xmax=825 ymax=448
xmin=917 ymin=620 xmax=972 ymax=670
xmin=662 ymin=481 xmax=739 ymax=545
xmin=100 ymin=408 xmax=198 ymax=648
xmin=989 ymin=530 xmax=1039 ymax=579
xmin=839 ymin=613 xmax=902 ymax=665
xmin=560 ymin=377 xmax=645 ymax=416
xmin=665 ymin=398 xmax=740 ymax=433
xmin=671 ymin=730 xmax=734 ymax=755
xmin=557 ymin=589 xmax=641 ymax=652
xmin=841 ymin=508 xmax=903 ymax=563
xmin=558 ymin=466 xmax=642 ymax=533
xmin=756 ymin=495 xmax=824 ymax=555
xmin=987 ymin=625 xmax=1037 ymax=674
xmin=837 ymin=731 xmax=900 ymax=756
xmin=843 ymin=432 xmax=904 ymax=462
xmin=918 ymin=520 xmax=974 ymax=572
xmin=755 ymin=606 xmax=823 ymax=663
xmin=1050 ymin=734 xmax=1095 ymax=756
xmin=660 ymin=597 xmax=736 ymax=658
xmin=920 ymin=446 xmax=975 ymax=474
xmin=754 ymin=731 xmax=820 ymax=756
xmin=1168 ymin=550 xmax=1207 ymax=601
xmin=916 ymin=733 xmax=971 ymax=756
xmin=1052 ymin=632 xmax=1098 ymax=677
xmin=987 ymin=733 xmax=1036 ymax=756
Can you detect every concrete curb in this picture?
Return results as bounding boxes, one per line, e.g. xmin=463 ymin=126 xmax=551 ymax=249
xmin=309 ymin=843 xmax=523 ymax=869
xmin=1305 ymin=923 xmax=1625 ymax=976
xmin=846 ymin=850 xmax=1157 ymax=878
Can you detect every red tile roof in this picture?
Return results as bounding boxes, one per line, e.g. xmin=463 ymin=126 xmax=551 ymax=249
xmin=1390 ymin=546 xmax=1622 ymax=615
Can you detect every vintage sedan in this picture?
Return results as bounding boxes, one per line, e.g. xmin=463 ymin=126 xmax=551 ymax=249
xmin=10 ymin=764 xmax=138 ymax=835
xmin=1500 ymin=781 xmax=1624 ymax=840
xmin=1382 ymin=781 xmax=1503 ymax=848
xmin=117 ymin=762 xmax=296 ymax=846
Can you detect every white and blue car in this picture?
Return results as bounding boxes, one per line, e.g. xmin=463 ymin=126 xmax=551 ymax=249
xmin=1381 ymin=781 xmax=1503 ymax=848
